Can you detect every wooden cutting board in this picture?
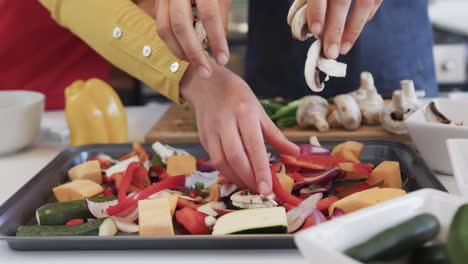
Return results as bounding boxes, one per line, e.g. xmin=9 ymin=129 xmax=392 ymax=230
xmin=144 ymin=104 xmax=411 ymax=143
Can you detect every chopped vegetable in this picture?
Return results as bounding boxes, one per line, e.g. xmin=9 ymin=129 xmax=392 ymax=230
xmin=68 ymin=160 xmax=102 ymax=183
xmin=176 ymin=207 xmax=210 ymax=235
xmin=166 ymin=155 xmax=197 ymax=177
xmin=17 ymin=218 xmax=118 ymax=237
xmin=195 ymin=182 xmax=205 ymax=192
xmin=271 ymin=164 xmax=302 ymax=206
xmin=53 ymin=179 xmax=104 ymax=202
xmin=139 ymin=197 xmax=174 ymax=236
xmin=316 ymin=196 xmax=339 ymax=213
xmin=65 ymin=219 xmax=84 ymax=225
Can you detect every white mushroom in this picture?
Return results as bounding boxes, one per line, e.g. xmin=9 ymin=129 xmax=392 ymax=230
xmin=380 ymin=80 xmax=422 ymax=135
xmin=194 ymin=18 xmax=208 ymax=48
xmin=230 ymin=190 xmax=277 ymax=209
xmin=350 ymin=71 xmax=376 ymax=104
xmin=327 ymin=94 xmax=362 ymax=130
xmin=296 ymin=96 xmax=330 ymax=132
xmin=288 ymin=0 xmax=347 ymax=92
xmin=350 ymin=72 xmax=384 ymax=125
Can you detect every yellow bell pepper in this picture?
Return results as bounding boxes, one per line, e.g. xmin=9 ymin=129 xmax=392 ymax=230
xmin=65 ymin=78 xmax=128 ymax=146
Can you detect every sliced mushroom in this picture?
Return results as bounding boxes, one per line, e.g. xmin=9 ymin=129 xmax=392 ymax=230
xmin=290 ymin=5 xmax=313 ymax=41
xmin=287 ymin=0 xmax=307 ymax=26
xmin=327 ymin=94 xmax=362 ymax=130
xmin=296 ymin=96 xmax=330 ymax=132
xmin=194 ymin=18 xmax=208 ymax=49
xmin=360 ymin=89 xmax=384 ymax=125
xmin=424 ymin=101 xmax=462 ymax=126
xmin=230 ymin=190 xmax=277 ymax=209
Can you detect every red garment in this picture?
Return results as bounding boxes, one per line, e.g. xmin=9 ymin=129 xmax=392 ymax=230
xmin=0 ymin=0 xmax=109 ymax=110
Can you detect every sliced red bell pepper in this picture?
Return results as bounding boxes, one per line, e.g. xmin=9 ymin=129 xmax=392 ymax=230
xmin=177 ymin=197 xmax=201 ymax=210
xmin=281 ymin=154 xmax=349 ymax=170
xmin=154 ymin=163 xmax=165 ymax=175
xmin=175 ymin=207 xmax=210 ymax=235
xmin=316 ymin=196 xmax=339 ymax=213
xmin=159 ymin=171 xmax=169 ymax=181
xmin=102 ymin=187 xmax=116 ymax=197
xmin=217 ymin=174 xmax=231 ymax=185
xmin=335 ymin=186 xmax=346 ymax=193
xmin=131 ymin=165 xmax=151 ymax=189
xmin=65 ymin=219 xmax=84 ymax=225
xmin=196 ymin=158 xmax=209 ymax=167
xmin=106 ymin=175 xmax=186 ymax=216
xmin=297 ymin=216 xmax=315 ymax=232
xmin=289 ymin=171 xmax=305 ymax=182
xmin=283 ymin=203 xmax=294 ymax=212
xmin=338 ymin=162 xmax=373 ymax=177
xmin=118 ymin=162 xmax=140 ymax=201
xmin=271 ymin=164 xmax=302 ymax=207
xmin=337 ymin=183 xmax=371 ymax=199
xmin=189 ymin=189 xmax=198 ymax=198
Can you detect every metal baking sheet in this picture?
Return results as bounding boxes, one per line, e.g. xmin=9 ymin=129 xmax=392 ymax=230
xmin=0 ymin=140 xmax=446 ymax=251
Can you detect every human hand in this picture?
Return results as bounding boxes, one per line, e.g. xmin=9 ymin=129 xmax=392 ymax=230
xmin=155 ymin=0 xmax=231 ymax=79
xmin=306 ymin=0 xmax=383 ymax=59
xmin=180 ymin=58 xmax=299 ymax=195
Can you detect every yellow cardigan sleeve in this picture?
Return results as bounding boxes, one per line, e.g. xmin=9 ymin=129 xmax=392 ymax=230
xmin=38 ymin=0 xmax=188 ymax=104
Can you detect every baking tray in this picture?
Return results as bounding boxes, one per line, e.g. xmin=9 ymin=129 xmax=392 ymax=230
xmin=0 ymin=140 xmax=446 ymax=251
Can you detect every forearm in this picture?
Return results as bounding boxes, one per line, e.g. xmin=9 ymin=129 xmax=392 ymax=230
xmin=39 ymin=0 xmax=188 ymax=103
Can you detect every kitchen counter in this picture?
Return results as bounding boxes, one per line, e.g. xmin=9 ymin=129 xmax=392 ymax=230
xmin=0 ymin=104 xmax=459 ymax=264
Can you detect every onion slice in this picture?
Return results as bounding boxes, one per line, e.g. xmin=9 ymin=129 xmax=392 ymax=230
xmin=110 ymin=216 xmax=139 ymax=233
xmin=220 ymin=184 xmax=237 ymax=198
xmin=299 ymin=144 xmax=331 ymax=156
xmin=287 ymin=193 xmax=323 ymax=233
xmin=310 ymin=208 xmax=327 ymax=224
xmin=197 ymin=202 xmax=227 ymax=217
xmin=185 ymin=171 xmax=219 ymax=189
xmin=212 ymin=208 xmax=236 ymax=216
xmin=331 ymin=208 xmax=344 ymax=219
xmin=293 ymin=168 xmax=339 ymax=190
xmin=85 ymin=198 xmax=118 ymax=219
xmin=197 ymin=161 xmax=217 ymax=172
xmin=299 ymin=180 xmax=333 ymax=195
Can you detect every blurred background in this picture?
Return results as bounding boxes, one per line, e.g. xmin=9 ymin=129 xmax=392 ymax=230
xmin=112 ymin=0 xmax=468 ymax=105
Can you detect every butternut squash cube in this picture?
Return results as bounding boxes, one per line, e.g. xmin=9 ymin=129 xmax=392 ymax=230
xmin=329 ymin=187 xmax=406 ymax=216
xmin=151 ymin=193 xmax=180 ymax=217
xmin=166 ymin=155 xmax=197 ymax=176
xmin=53 ymin=179 xmax=104 ymax=202
xmin=331 ymin=141 xmax=364 ymax=163
xmin=139 ymin=197 xmax=174 ymax=236
xmin=366 ymin=161 xmax=402 ymax=189
xmin=68 ymin=160 xmax=102 ymax=184
xmin=277 ymin=172 xmax=294 ymax=193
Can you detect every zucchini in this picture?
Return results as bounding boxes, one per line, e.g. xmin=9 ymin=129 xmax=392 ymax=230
xmin=36 ymin=196 xmax=116 ymax=226
xmin=275 ymin=116 xmax=297 ymax=129
xmin=448 ymin=204 xmax=468 ymax=264
xmin=17 ymin=217 xmax=117 ymax=237
xmin=345 ymin=213 xmax=440 ymax=262
xmin=259 ymin=99 xmax=283 ymax=116
xmin=410 ymin=244 xmax=449 ymax=264
xmin=212 ymin=207 xmax=287 ymax=235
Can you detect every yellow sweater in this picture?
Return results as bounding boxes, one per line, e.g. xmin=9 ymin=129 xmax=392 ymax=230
xmin=39 ymin=0 xmax=188 ymax=103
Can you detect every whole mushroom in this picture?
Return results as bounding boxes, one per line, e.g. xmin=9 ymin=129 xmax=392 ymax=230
xmin=380 ymin=80 xmax=421 ymax=135
xmin=296 ymin=96 xmax=330 ymax=132
xmin=327 ymin=94 xmax=362 ymax=130
xmin=350 ymin=71 xmax=376 ymax=104
xmin=351 ymin=72 xmax=384 ymax=125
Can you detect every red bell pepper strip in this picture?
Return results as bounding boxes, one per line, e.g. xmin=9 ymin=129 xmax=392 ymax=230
xmin=154 ymin=164 xmax=165 ymax=175
xmin=131 ymin=165 xmax=151 ymax=189
xmin=337 ymin=183 xmax=371 ymax=199
xmin=281 ymin=154 xmax=349 ymax=170
xmin=102 ymin=187 xmax=116 ymax=197
xmin=296 ymin=216 xmax=315 ymax=232
xmin=289 ymin=171 xmax=305 ymax=182
xmin=335 ymin=186 xmax=346 ymax=193
xmin=338 ymin=162 xmax=373 ymax=177
xmin=217 ymin=174 xmax=231 ymax=185
xmin=316 ymin=196 xmax=339 ymax=213
xmin=118 ymin=162 xmax=140 ymax=201
xmin=196 ymin=158 xmax=209 ymax=167
xmin=175 ymin=207 xmax=210 ymax=235
xmin=106 ymin=175 xmax=186 ymax=216
xmin=177 ymin=197 xmax=201 ymax=210
xmin=159 ymin=171 xmax=169 ymax=181
xmin=189 ymin=189 xmax=198 ymax=198
xmin=283 ymin=203 xmax=294 ymax=212
xmin=65 ymin=219 xmax=84 ymax=225
xmin=271 ymin=164 xmax=302 ymax=206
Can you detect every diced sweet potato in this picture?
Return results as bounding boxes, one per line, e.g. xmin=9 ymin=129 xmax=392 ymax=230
xmin=53 ymin=179 xmax=104 ymax=202
xmin=166 ymin=155 xmax=197 ymax=176
xmin=329 ymin=187 xmax=406 ymax=215
xmin=151 ymin=194 xmax=180 ymax=217
xmin=331 ymin=141 xmax=364 ymax=163
xmin=277 ymin=172 xmax=294 ymax=193
xmin=68 ymin=160 xmax=102 ymax=184
xmin=139 ymin=197 xmax=174 ymax=236
xmin=366 ymin=161 xmax=402 ymax=189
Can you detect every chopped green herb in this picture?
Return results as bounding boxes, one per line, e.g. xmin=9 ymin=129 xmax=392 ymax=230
xmin=109 ymin=161 xmax=116 ymax=167
xmin=182 ymin=190 xmax=190 ymax=196
xmin=308 ymin=185 xmax=316 ymax=191
xmin=151 ymin=154 xmax=165 ymax=168
xmin=195 ymin=182 xmax=205 ymax=192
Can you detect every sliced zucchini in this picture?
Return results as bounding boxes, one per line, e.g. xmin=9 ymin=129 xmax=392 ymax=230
xmin=17 ymin=218 xmax=117 ymax=237
xmin=36 ymin=196 xmax=116 ymax=226
xmin=212 ymin=207 xmax=287 ymax=235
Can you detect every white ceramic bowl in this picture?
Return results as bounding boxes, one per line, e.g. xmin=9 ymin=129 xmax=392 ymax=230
xmin=0 ymin=91 xmax=44 ymax=155
xmin=447 ymin=138 xmax=468 ymax=200
xmin=405 ymin=99 xmax=468 ymax=174
xmin=294 ymin=189 xmax=463 ymax=264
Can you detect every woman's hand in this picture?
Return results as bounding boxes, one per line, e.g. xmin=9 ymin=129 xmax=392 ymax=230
xmin=306 ymin=0 xmax=383 ymax=59
xmin=155 ymin=0 xmax=231 ymax=79
xmin=180 ymin=58 xmax=299 ymax=195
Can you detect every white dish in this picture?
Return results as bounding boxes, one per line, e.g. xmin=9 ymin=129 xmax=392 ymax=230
xmin=404 ymin=98 xmax=468 ymax=174
xmin=0 ymin=91 xmax=44 ymax=155
xmin=447 ymin=139 xmax=468 ymax=201
xmin=294 ymin=189 xmax=463 ymax=264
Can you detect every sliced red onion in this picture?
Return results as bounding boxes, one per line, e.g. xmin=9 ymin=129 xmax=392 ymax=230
xmin=287 ymin=193 xmax=323 ymax=233
xmin=213 ymin=208 xmax=236 ymax=216
xmin=220 ymin=184 xmax=237 ymax=198
xmin=197 ymin=161 xmax=217 ymax=172
xmin=310 ymin=208 xmax=327 ymax=224
xmin=197 ymin=202 xmax=227 ymax=217
xmin=299 ymin=180 xmax=332 ymax=195
xmin=110 ymin=216 xmax=139 ymax=233
xmin=293 ymin=168 xmax=339 ymax=190
xmin=148 ymin=189 xmax=181 ymax=199
xmin=331 ymin=208 xmax=344 ymax=219
xmin=85 ymin=198 xmax=118 ymax=219
xmin=185 ymin=171 xmax=219 ymax=189
xmin=299 ymin=144 xmax=331 ymax=156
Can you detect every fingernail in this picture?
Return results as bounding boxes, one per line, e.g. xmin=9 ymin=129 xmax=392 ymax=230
xmin=198 ymin=66 xmax=210 ymax=79
xmin=217 ymin=53 xmax=229 ymax=66
xmin=258 ymin=181 xmax=272 ymax=196
xmin=310 ymin=23 xmax=321 ymax=36
xmin=340 ymin=42 xmax=352 ymax=54
xmin=327 ymin=44 xmax=339 ymax=60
